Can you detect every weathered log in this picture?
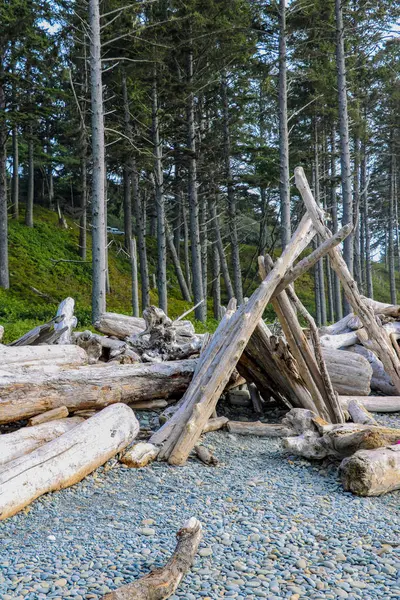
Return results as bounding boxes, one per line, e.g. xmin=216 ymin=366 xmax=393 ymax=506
xmin=0 ymin=360 xmax=197 ymax=424
xmin=320 ymin=313 xmax=362 ymax=335
xmin=361 ymin=297 xmax=400 ymax=318
xmin=101 ymin=517 xmax=202 ymax=600
xmin=73 ymin=331 xmax=139 ymax=364
xmin=0 ymin=404 xmax=139 ymax=519
xmin=151 ymin=213 xmax=317 ymax=464
xmin=9 ymin=316 xmax=67 ymax=346
xmin=248 ymin=383 xmax=263 ymax=413
xmin=194 ymin=445 xmax=218 ymax=465
xmin=95 ymin=311 xmax=196 ymax=343
xmin=129 ymin=306 xmax=201 ymax=362
xmin=320 ymin=331 xmax=359 ymax=350
xmin=54 ymin=297 xmax=77 ymax=344
xmin=340 ymin=445 xmax=400 ymax=496
xmin=340 ymin=396 xmax=400 ymax=413
xmin=0 ymin=417 xmax=84 ymax=466
xmin=348 ymin=344 xmax=396 ymax=395
xmin=0 ymin=344 xmax=88 ymax=368
xmin=347 ymin=399 xmax=377 ymax=426
xmin=28 ymin=406 xmax=69 ymax=427
xmin=296 ymin=166 xmax=400 ymax=394
xmin=202 ymin=416 xmax=229 ymax=433
xmin=227 ymin=421 xmax=294 ymax=437
xmin=263 ymin=256 xmax=343 ymax=423
xmin=120 ymin=442 xmax=159 ymax=468
xmin=283 ymin=407 xmax=400 ymax=460
xmin=322 ymin=348 xmax=372 ymax=396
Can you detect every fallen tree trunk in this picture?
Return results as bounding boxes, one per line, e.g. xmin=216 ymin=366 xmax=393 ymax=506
xmin=0 ymin=404 xmax=139 ymax=519
xmin=0 ymin=417 xmax=84 ymax=466
xmin=322 ymin=348 xmax=372 ymax=396
xmin=0 ymin=360 xmax=197 ymax=424
xmin=95 ymin=311 xmax=196 ymax=343
xmin=340 ymin=445 xmax=400 ymax=496
xmin=227 ymin=421 xmax=294 ymax=437
xmin=340 ymin=396 xmax=400 ymax=413
xmin=101 ymin=517 xmax=202 ymax=600
xmin=0 ymin=344 xmax=88 ymax=368
xmin=320 ymin=331 xmax=359 ymax=350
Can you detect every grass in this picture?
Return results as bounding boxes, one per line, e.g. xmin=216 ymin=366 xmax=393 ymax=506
xmin=1 ymin=205 xmax=397 ymax=342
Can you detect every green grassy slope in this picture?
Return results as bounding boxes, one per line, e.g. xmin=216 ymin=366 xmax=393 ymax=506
xmin=1 ymin=206 xmax=397 ymax=343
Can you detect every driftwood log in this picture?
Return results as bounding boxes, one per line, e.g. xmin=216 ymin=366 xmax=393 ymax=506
xmin=101 ymin=517 xmax=202 ymax=600
xmin=0 ymin=417 xmax=84 ymax=466
xmin=0 ymin=344 xmax=88 ymax=368
xmin=340 ymin=445 xmax=400 ymax=496
xmin=227 ymin=421 xmax=294 ymax=437
xmin=95 ymin=311 xmax=196 ymax=343
xmin=121 ymin=443 xmax=160 ymax=468
xmin=350 ymin=345 xmax=397 ymax=395
xmin=346 ymin=396 xmax=400 ymax=413
xmin=0 ymin=359 xmax=197 ymax=424
xmin=0 ymin=404 xmax=139 ymax=520
xmin=295 ymin=166 xmax=400 ymax=394
xmin=322 ymin=348 xmax=372 ymax=396
xmin=202 ymin=416 xmax=229 ymax=433
xmin=150 ymin=213 xmax=317 ymax=464
xmin=54 ymin=297 xmax=77 ymax=344
xmin=282 ymin=408 xmax=400 ymax=460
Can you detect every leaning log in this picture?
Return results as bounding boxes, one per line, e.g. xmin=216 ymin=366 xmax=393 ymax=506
xmin=340 ymin=446 xmax=400 ymax=496
xmin=0 ymin=360 xmax=197 ymax=424
xmin=0 ymin=344 xmax=88 ymax=368
xmin=151 ymin=213 xmax=317 ymax=465
xmin=0 ymin=404 xmax=139 ymax=520
xmin=101 ymin=517 xmax=202 ymax=600
xmin=0 ymin=417 xmax=84 ymax=466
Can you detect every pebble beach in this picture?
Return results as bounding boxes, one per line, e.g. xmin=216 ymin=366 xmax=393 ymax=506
xmin=1 ymin=412 xmax=400 ymax=600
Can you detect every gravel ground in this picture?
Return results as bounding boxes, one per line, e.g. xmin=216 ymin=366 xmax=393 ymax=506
xmin=1 ymin=412 xmax=400 ymax=600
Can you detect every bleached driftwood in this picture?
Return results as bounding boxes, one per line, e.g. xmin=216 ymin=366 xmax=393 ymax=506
xmin=340 ymin=396 xmax=400 ymax=413
xmin=340 ymin=445 xmax=400 ymax=496
xmin=296 ymin=166 xmax=400 ymax=394
xmin=0 ymin=344 xmax=88 ymax=368
xmin=349 ymin=345 xmax=397 ymax=395
xmin=102 ymin=517 xmax=202 ymax=600
xmin=73 ymin=331 xmax=140 ymax=364
xmin=28 ymin=406 xmax=69 ymax=427
xmin=54 ymin=297 xmax=77 ymax=344
xmin=129 ymin=399 xmax=168 ymax=410
xmin=95 ymin=311 xmax=196 ymax=343
xmin=202 ymin=416 xmax=229 ymax=433
xmin=322 ymin=348 xmax=372 ymax=396
xmin=320 ymin=313 xmax=362 ymax=335
xmin=0 ymin=404 xmax=139 ymax=519
xmin=120 ymin=442 xmax=159 ymax=468
xmin=227 ymin=421 xmax=294 ymax=437
xmin=0 ymin=417 xmax=84 ymax=466
xmin=0 ymin=359 xmax=197 ymax=424
xmin=346 ymin=399 xmax=377 ymax=426
xmin=151 ymin=213 xmax=317 ymax=465
xmin=361 ymin=297 xmax=400 ymax=318
xmin=9 ymin=316 xmax=69 ymax=346
xmin=194 ymin=445 xmax=218 ymax=465
xmin=283 ymin=408 xmax=400 ymax=460
xmin=0 ymin=326 xmax=4 ymax=342
xmin=320 ymin=331 xmax=359 ymax=350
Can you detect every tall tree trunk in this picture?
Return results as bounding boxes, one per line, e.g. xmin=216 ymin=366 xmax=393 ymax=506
xmin=122 ymin=70 xmax=133 ymax=252
xmin=278 ymin=0 xmax=290 ymax=248
xmin=0 ymin=73 xmax=9 ymax=289
xmin=166 ymin=221 xmax=191 ymax=302
xmin=152 ymin=68 xmax=167 ymax=313
xmin=331 ymin=126 xmax=343 ymax=320
xmin=222 ymin=73 xmax=243 ymax=304
xmin=89 ymin=0 xmax=106 ymax=322
xmin=183 ymin=201 xmax=191 ymax=291
xmin=12 ymin=124 xmax=18 ymax=220
xmin=314 ymin=125 xmax=327 ymax=325
xmin=25 ymin=129 xmax=34 ymax=228
xmin=79 ymin=152 xmax=87 ymax=260
xmin=335 ymin=0 xmax=353 ymax=294
xmin=173 ymin=166 xmax=181 ymax=260
xmin=353 ymin=134 xmax=362 ymax=289
xmin=187 ymin=43 xmax=205 ymax=321
xmin=389 ymin=140 xmax=397 ymax=304
xmin=361 ymin=141 xmax=373 ymax=298
xmin=208 ymin=195 xmax=234 ymax=301
xmin=200 ymin=193 xmax=208 ymax=304
xmin=133 ymin=172 xmax=149 ymax=310
xmin=209 ymin=221 xmax=221 ymax=320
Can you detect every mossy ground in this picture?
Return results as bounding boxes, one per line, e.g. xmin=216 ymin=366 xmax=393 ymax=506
xmin=1 ymin=206 xmax=397 ymax=343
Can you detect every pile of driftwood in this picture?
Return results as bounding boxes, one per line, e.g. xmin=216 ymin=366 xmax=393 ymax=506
xmin=2 ymin=168 xmax=400 ymax=535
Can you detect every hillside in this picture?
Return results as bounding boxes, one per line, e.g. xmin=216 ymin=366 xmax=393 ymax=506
xmin=0 ymin=207 xmax=397 ymax=343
